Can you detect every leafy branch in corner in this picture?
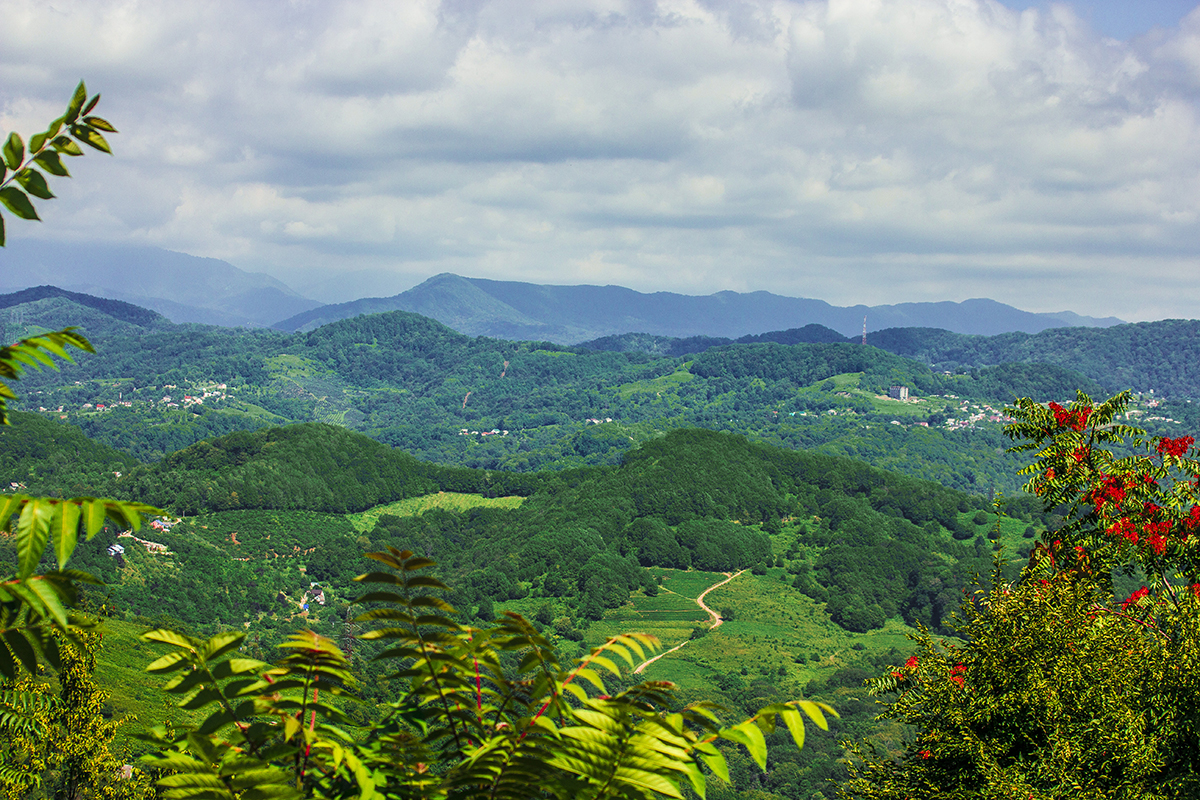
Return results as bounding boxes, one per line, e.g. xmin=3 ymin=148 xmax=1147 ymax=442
xmin=0 ymin=80 xmax=116 ymax=246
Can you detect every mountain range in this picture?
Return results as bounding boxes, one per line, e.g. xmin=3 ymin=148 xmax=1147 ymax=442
xmin=0 ymin=240 xmax=1122 ymax=341
xmin=273 ymin=272 xmax=1124 ymax=342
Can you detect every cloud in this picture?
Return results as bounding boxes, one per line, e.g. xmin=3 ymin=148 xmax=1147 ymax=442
xmin=1 ymin=0 xmax=1200 ymax=321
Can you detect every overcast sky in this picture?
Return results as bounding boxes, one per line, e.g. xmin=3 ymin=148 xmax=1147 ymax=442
xmin=3 ymin=0 xmax=1200 ymax=321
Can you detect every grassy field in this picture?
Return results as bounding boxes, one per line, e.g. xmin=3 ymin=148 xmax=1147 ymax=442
xmin=94 ymin=616 xmax=202 ymax=750
xmin=588 ymin=567 xmax=921 ymax=699
xmin=347 ymin=492 xmax=526 ymax=532
xmin=614 ymin=367 xmax=696 ymax=399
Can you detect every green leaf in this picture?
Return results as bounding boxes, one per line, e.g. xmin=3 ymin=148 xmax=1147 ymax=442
xmin=82 ymin=94 xmax=101 ymax=115
xmin=65 ymin=81 xmax=87 ymax=123
xmin=0 ymin=213 xmax=5 ymax=248
xmin=0 ymin=187 xmax=39 ymax=221
xmin=27 ymin=577 xmax=69 ymax=629
xmin=32 ymin=150 xmax=68 ymax=177
xmin=200 ymin=630 xmax=246 ymax=662
xmin=179 ymin=686 xmax=224 ymax=710
xmin=146 ymin=651 xmax=193 ymax=673
xmin=2 ymin=133 xmax=24 ymax=171
xmin=69 ymin=124 xmax=111 ymax=155
xmin=52 ymin=500 xmax=80 ymax=568
xmin=797 ymin=699 xmax=833 ymax=731
xmin=16 ymin=498 xmax=53 ymax=579
xmin=15 ymin=168 xmax=54 ymax=200
xmin=83 ymin=116 xmax=117 ymax=133
xmin=1 ymin=631 xmax=38 ymax=675
xmin=83 ymin=499 xmax=107 ymax=537
xmin=682 ymin=761 xmax=707 ymax=799
xmin=723 ymin=720 xmax=767 ymax=770
xmin=780 ymin=708 xmax=805 ymax=750
xmin=143 ymin=629 xmax=198 ymax=651
xmin=51 ymin=136 xmax=83 ymax=157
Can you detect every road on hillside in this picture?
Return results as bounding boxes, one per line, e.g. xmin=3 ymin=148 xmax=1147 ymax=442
xmin=633 ymin=569 xmax=744 ymax=675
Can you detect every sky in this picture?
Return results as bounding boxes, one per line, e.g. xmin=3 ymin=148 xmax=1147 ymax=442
xmin=3 ymin=0 xmax=1200 ymax=321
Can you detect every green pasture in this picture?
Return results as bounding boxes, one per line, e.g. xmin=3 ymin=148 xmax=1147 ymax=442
xmin=94 ymin=617 xmax=202 ymax=750
xmin=265 ymin=354 xmax=327 ymax=378
xmin=614 ymin=367 xmax=695 ymax=400
xmin=605 ymin=568 xmax=922 ymax=697
xmin=654 ymin=568 xmax=728 ymax=599
xmin=348 ymin=492 xmax=526 ymax=532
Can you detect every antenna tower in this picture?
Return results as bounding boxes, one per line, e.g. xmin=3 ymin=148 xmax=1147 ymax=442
xmin=861 ymin=316 xmax=867 ymax=345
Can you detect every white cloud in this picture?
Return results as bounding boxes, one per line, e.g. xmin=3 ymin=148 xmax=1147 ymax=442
xmin=1 ymin=0 xmax=1200 ymax=320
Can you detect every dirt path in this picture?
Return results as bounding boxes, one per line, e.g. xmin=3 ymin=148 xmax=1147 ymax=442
xmin=633 ymin=570 xmax=744 ymax=675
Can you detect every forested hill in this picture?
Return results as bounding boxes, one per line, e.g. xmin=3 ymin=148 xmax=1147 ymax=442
xmin=108 ymin=423 xmax=546 ymax=515
xmin=34 ymin=422 xmax=1012 ymax=639
xmin=584 ymin=319 xmax=1200 ymax=398
xmin=863 ymin=321 xmax=1200 ymax=397
xmin=0 ymin=285 xmax=167 ymax=328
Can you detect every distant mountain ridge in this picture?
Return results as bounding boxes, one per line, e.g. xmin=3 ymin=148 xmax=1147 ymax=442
xmin=273 ymin=273 xmax=1123 ymax=342
xmin=0 ymin=285 xmax=167 ymax=328
xmin=0 ymin=240 xmax=321 ymax=328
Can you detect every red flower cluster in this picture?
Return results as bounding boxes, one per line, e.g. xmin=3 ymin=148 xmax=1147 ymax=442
xmin=918 ymin=749 xmax=932 ymax=759
xmin=893 ymin=654 xmax=920 ymax=679
xmin=1107 ymin=517 xmax=1137 ymax=543
xmin=1186 ymin=506 xmax=1200 ymax=532
xmin=1088 ymin=474 xmax=1128 ymax=509
xmin=949 ymin=663 xmax=966 ymax=687
xmin=1157 ymin=436 xmax=1195 ymax=458
xmin=1145 ymin=520 xmax=1172 ymax=554
xmin=1049 ymin=402 xmax=1091 ymax=431
xmin=1121 ymin=587 xmax=1149 ymax=611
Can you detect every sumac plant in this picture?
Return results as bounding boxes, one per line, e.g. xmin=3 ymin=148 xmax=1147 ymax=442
xmin=137 ymin=548 xmax=836 ymax=800
xmin=841 ymin=391 xmax=1200 ymax=799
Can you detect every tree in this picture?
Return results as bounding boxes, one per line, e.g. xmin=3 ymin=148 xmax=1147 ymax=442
xmin=840 ymin=392 xmax=1200 ymax=799
xmin=0 ymin=631 xmax=154 ymax=799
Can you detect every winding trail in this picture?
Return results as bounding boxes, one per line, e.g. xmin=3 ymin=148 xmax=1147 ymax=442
xmin=633 ymin=570 xmax=745 ymax=674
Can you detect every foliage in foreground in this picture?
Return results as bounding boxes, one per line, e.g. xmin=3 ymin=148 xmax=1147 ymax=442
xmin=137 ymin=548 xmax=835 ymax=800
xmin=841 ymin=392 xmax=1200 ymax=799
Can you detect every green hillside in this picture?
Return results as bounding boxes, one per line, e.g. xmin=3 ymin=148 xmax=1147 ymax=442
xmin=7 ymin=295 xmax=1126 ymax=496
xmin=866 ymin=320 xmax=1200 ymax=397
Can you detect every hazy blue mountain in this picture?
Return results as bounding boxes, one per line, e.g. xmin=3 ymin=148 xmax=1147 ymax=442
xmin=272 ymin=273 xmax=1123 ymax=342
xmin=0 ymin=239 xmax=320 ymax=327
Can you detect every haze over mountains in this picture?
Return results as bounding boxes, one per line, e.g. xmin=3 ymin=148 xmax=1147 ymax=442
xmin=0 ymin=240 xmax=321 ymax=328
xmin=0 ymin=240 xmax=1124 ymax=341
